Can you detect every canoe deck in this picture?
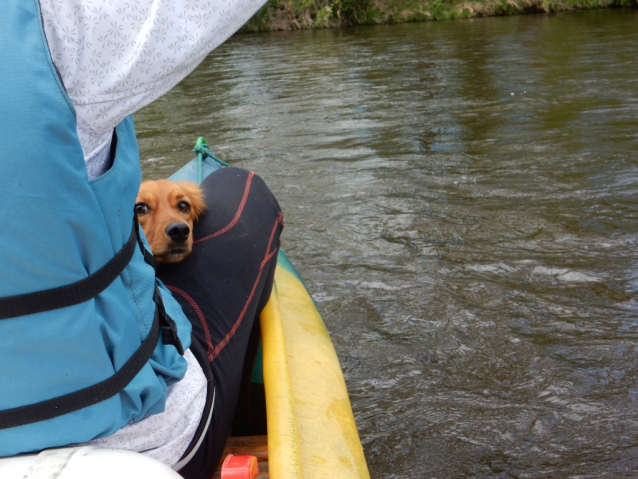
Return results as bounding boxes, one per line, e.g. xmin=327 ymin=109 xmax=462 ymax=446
xmin=213 ymin=435 xmax=269 ymax=478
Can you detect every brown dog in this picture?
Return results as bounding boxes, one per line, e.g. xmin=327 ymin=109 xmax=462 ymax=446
xmin=135 ymin=180 xmax=207 ymax=263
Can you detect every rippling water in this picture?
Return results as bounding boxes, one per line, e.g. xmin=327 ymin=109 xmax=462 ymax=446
xmin=136 ymin=9 xmax=638 ymax=477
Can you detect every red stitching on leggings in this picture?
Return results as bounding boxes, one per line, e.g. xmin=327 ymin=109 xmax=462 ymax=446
xmin=209 ymin=212 xmax=284 ymax=361
xmin=193 ymin=171 xmax=255 ymax=244
xmin=165 ymin=285 xmax=214 ymax=358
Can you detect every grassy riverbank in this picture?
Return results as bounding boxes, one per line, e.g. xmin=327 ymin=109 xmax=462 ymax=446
xmin=239 ymin=0 xmax=635 ymax=31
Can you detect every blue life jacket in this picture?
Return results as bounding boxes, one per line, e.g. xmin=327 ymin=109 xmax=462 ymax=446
xmin=0 ymin=0 xmax=192 ymax=456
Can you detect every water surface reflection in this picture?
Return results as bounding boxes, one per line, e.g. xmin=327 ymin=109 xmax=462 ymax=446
xmin=136 ymin=9 xmax=638 ymax=477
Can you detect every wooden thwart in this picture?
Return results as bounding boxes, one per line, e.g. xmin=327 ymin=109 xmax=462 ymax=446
xmin=211 ymin=461 xmax=268 ymax=479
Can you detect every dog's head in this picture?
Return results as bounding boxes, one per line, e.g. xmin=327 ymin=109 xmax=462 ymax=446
xmin=135 ymin=180 xmax=207 ymax=263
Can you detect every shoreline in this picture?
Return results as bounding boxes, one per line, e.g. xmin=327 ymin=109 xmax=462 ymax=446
xmin=239 ymin=0 xmax=635 ymax=33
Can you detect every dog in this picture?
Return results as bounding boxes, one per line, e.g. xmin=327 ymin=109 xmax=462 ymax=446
xmin=135 ymin=180 xmax=207 ymax=263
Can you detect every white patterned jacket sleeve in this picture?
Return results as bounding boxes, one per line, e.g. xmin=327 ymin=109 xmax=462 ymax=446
xmin=40 ymin=0 xmax=265 ymax=179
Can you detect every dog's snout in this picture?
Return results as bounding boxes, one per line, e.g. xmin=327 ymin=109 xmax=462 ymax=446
xmin=165 ymin=222 xmax=190 ymax=243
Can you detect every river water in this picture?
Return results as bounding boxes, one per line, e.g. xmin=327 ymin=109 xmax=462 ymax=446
xmin=136 ymin=9 xmax=638 ymax=478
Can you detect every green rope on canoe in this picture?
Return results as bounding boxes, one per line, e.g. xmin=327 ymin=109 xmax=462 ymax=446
xmin=193 ymin=136 xmax=228 ymax=185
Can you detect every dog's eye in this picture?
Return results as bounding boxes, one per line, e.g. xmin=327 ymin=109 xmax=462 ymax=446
xmin=135 ymin=203 xmax=150 ymax=215
xmin=178 ymin=201 xmax=190 ymax=213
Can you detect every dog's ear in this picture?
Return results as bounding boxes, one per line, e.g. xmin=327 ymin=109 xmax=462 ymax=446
xmin=178 ymin=181 xmax=207 ymax=220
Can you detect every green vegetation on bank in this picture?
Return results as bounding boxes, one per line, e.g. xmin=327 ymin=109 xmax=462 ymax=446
xmin=240 ymin=0 xmax=636 ymax=31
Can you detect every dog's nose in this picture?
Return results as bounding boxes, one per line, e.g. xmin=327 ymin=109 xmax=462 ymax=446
xmin=165 ymin=222 xmax=190 ymax=243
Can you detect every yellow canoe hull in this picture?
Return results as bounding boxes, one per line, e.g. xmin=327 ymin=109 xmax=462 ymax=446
xmin=260 ymin=252 xmax=370 ymax=479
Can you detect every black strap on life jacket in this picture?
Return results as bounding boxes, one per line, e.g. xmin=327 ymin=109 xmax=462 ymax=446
xmin=134 ymin=219 xmax=184 ymax=356
xmin=0 ymin=219 xmax=139 ymax=320
xmin=0 ymin=303 xmax=161 ymax=430
xmin=0 ymin=214 xmax=185 ymax=429
xmin=135 ymin=217 xmax=157 ymax=271
xmin=154 ymin=284 xmax=185 ymax=355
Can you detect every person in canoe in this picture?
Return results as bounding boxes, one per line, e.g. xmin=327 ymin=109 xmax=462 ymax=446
xmin=0 ymin=1 xmax=282 ymax=477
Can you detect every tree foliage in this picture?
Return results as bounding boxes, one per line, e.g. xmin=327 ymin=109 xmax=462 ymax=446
xmin=239 ymin=0 xmax=635 ymax=32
